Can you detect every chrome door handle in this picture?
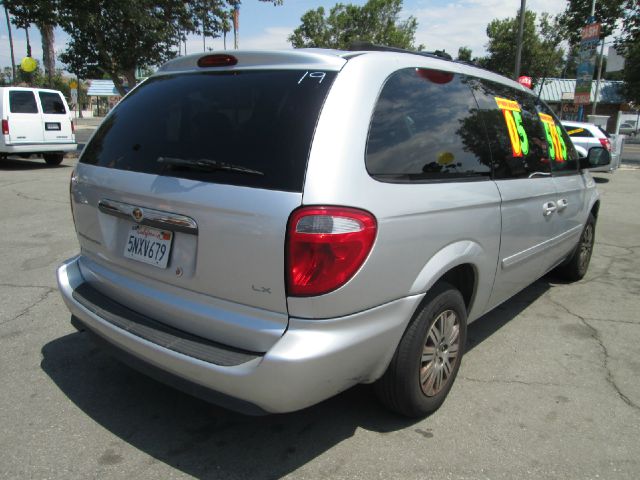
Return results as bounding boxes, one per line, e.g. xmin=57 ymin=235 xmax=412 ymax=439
xmin=543 ymin=201 xmax=557 ymax=216
xmin=557 ymin=198 xmax=568 ymax=211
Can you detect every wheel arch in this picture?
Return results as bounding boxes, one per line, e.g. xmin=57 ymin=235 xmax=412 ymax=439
xmin=591 ymin=200 xmax=600 ymax=219
xmin=409 ymin=240 xmax=489 ymax=320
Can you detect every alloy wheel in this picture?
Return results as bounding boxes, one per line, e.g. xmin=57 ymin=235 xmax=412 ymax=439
xmin=420 ymin=309 xmax=460 ymax=397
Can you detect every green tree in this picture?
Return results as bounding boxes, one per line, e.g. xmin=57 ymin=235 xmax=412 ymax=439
xmin=3 ymin=0 xmax=57 ymax=86
xmin=616 ymin=2 xmax=640 ymax=103
xmin=56 ymin=0 xmax=219 ymax=95
xmin=621 ymin=39 xmax=640 ymax=103
xmin=479 ymin=10 xmax=564 ymax=83
xmin=557 ymin=1 xmax=636 ymax=93
xmin=289 ymin=0 xmax=420 ymax=50
xmin=0 ymin=66 xmax=14 ymax=85
xmin=457 ymin=46 xmax=472 ymax=62
xmin=557 ymin=0 xmax=625 ymax=46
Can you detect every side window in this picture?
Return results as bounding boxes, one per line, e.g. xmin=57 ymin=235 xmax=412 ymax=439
xmin=537 ymin=102 xmax=579 ymax=174
xmin=468 ymin=80 xmax=551 ymax=179
xmin=39 ymin=92 xmax=67 ymax=114
xmin=9 ymin=91 xmax=38 ymax=114
xmin=566 ymin=126 xmax=593 ymax=137
xmin=366 ymin=68 xmax=491 ymax=181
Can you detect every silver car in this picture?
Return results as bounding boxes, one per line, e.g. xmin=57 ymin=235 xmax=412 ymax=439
xmin=57 ymin=48 xmax=604 ymax=417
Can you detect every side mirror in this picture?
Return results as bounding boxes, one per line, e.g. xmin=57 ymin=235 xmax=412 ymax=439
xmin=580 ymin=147 xmax=611 ymax=170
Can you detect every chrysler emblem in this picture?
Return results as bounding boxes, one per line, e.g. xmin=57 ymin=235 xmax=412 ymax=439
xmin=132 ymin=208 xmax=144 ymax=222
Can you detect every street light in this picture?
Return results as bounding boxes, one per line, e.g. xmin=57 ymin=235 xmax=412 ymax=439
xmin=514 ymin=0 xmax=526 ymax=80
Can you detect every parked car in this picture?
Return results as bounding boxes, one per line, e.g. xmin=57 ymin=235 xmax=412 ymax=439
xmin=619 ymin=122 xmax=638 ymax=137
xmin=562 ymin=120 xmax=618 ymax=172
xmin=0 ymin=87 xmax=76 ymax=165
xmin=57 ymin=47 xmax=605 ymax=417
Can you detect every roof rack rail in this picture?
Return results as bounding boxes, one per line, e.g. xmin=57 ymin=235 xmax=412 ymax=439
xmin=348 ymin=41 xmax=453 ymax=61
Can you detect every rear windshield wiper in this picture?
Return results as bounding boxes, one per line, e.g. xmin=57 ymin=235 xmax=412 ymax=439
xmin=157 ymin=156 xmax=264 ymax=176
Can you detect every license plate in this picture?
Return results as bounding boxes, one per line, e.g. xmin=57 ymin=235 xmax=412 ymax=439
xmin=123 ymin=225 xmax=173 ymax=268
xmin=45 ymin=122 xmax=61 ymax=131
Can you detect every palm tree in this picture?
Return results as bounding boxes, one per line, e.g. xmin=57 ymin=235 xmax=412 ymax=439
xmin=3 ymin=2 xmax=16 ymax=84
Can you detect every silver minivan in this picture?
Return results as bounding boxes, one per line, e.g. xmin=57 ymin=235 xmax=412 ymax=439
xmin=57 ymin=48 xmax=604 ymax=417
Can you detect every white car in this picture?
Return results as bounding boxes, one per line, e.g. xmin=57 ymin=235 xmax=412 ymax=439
xmin=562 ymin=120 xmax=617 ymax=172
xmin=0 ymin=87 xmax=76 ymax=165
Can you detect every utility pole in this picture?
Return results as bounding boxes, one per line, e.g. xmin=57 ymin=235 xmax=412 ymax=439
xmin=232 ymin=3 xmax=239 ymax=50
xmin=202 ymin=1 xmax=206 ymax=52
xmin=514 ymin=0 xmax=526 ymax=80
xmin=3 ymin=3 xmax=16 ymax=85
xmin=591 ymin=40 xmax=605 ymax=115
xmin=589 ymin=0 xmax=603 ymax=116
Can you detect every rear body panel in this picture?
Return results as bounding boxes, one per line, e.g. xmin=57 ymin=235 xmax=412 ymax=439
xmin=69 ymin=52 xmax=342 ymax=352
xmin=72 ymin=164 xmax=300 ymax=351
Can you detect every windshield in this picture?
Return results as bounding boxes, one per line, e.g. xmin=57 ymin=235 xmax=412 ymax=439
xmin=80 ymin=70 xmax=337 ymax=192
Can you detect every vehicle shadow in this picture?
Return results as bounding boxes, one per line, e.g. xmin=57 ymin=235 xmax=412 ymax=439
xmin=592 ymin=176 xmax=609 ymax=184
xmin=0 ymin=157 xmax=71 ymax=170
xmin=466 ymin=278 xmax=551 ymax=352
xmin=41 ymin=279 xmax=551 ymax=479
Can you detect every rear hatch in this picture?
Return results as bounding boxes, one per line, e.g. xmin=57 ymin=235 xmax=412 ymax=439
xmin=6 ymin=89 xmax=44 ymax=144
xmin=71 ymin=54 xmax=341 ymax=352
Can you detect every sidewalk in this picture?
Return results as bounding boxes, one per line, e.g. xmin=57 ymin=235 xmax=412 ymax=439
xmin=74 ymin=116 xmax=104 ymax=129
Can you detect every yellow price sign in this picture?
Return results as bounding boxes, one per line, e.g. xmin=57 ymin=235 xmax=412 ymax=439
xmin=538 ymin=113 xmax=567 ymax=162
xmin=494 ymin=97 xmax=529 ymax=158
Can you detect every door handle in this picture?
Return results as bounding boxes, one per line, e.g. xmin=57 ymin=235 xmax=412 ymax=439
xmin=557 ymin=198 xmax=568 ymax=211
xmin=543 ymin=201 xmax=557 ymax=216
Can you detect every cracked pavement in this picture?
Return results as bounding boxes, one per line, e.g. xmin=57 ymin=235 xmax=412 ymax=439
xmin=1 ymin=157 xmax=639 ymax=480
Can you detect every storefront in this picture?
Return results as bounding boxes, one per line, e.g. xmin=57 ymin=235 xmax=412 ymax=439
xmin=86 ymin=79 xmax=122 ymax=117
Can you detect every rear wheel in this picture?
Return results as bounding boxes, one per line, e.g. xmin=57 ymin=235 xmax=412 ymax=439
xmin=555 ymin=213 xmax=595 ymax=281
xmin=375 ymin=282 xmax=467 ymax=417
xmin=43 ymin=153 xmax=64 ymax=166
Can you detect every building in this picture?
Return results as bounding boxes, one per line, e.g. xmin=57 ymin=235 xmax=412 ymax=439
xmin=86 ymin=79 xmax=124 ymax=117
xmin=533 ymin=78 xmax=627 ymax=132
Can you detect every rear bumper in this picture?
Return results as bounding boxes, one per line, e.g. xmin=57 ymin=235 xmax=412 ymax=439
xmin=57 ymin=256 xmax=423 ymax=414
xmin=2 ymin=142 xmax=77 ymax=154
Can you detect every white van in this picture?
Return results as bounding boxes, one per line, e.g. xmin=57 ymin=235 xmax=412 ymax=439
xmin=0 ymin=87 xmax=76 ymax=165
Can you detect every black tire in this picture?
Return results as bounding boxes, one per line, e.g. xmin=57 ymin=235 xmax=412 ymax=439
xmin=43 ymin=153 xmax=64 ymax=166
xmin=555 ymin=213 xmax=595 ymax=282
xmin=375 ymin=282 xmax=467 ymax=417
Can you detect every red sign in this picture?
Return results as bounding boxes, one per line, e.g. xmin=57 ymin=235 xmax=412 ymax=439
xmin=518 ymin=76 xmax=532 ymax=89
xmin=574 ymin=92 xmax=591 ymax=105
xmin=581 ymin=23 xmax=601 ymax=41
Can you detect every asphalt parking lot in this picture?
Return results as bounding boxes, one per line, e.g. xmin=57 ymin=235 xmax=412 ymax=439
xmin=1 ymin=151 xmax=639 ymax=479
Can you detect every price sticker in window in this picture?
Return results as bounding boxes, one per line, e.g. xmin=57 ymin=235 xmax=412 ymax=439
xmin=495 ymin=97 xmax=529 ymax=158
xmin=538 ymin=113 xmax=567 ymax=162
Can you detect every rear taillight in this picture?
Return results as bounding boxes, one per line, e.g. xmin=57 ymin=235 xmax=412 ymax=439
xmin=2 ymin=119 xmax=8 ymax=135
xmin=286 ymin=206 xmax=377 ymax=297
xmin=599 ymin=138 xmax=611 ymax=151
xmin=70 ymin=120 xmax=75 ymax=134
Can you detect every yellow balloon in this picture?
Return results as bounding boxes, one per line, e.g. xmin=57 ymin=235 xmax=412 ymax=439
xmin=437 ymin=151 xmax=455 ymax=166
xmin=20 ymin=56 xmax=37 ymax=73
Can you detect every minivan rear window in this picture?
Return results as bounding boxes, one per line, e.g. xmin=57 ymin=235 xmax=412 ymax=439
xmin=80 ymin=71 xmax=337 ymax=192
xmin=9 ymin=91 xmax=38 ymax=113
xmin=39 ymin=92 xmax=67 ymax=114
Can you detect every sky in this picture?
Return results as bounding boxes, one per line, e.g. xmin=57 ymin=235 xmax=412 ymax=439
xmin=0 ymin=0 xmax=569 ymax=71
